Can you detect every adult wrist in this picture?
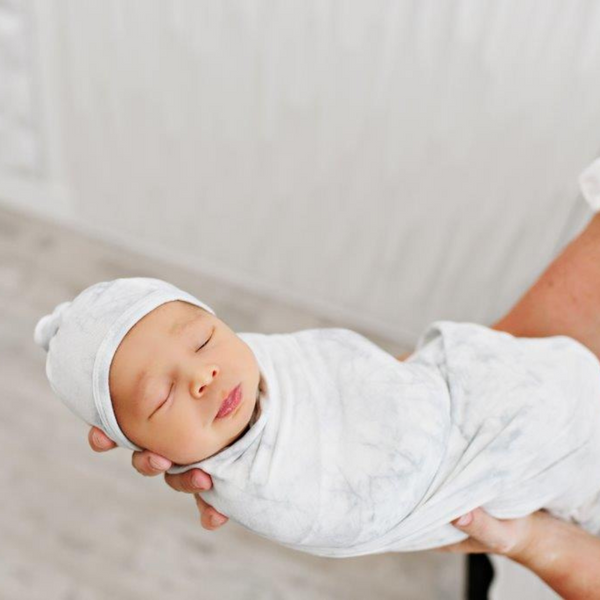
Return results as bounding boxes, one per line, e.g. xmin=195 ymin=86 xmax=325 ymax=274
xmin=510 ymin=511 xmax=562 ymax=571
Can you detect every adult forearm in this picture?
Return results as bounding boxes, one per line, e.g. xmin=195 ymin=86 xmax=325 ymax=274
xmin=491 ymin=212 xmax=600 ymax=357
xmin=514 ymin=511 xmax=600 ymax=599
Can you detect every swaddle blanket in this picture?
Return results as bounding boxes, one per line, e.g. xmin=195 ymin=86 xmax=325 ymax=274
xmin=168 ymin=322 xmax=600 ymax=556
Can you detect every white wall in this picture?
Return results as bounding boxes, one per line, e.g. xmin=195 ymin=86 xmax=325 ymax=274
xmin=0 ymin=0 xmax=40 ymax=175
xmin=2 ymin=0 xmax=600 ymax=347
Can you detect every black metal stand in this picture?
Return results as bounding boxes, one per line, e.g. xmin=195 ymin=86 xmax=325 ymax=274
xmin=466 ymin=554 xmax=495 ymax=599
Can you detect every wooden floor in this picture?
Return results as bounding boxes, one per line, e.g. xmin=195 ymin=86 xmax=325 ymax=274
xmin=0 ymin=205 xmax=464 ymax=600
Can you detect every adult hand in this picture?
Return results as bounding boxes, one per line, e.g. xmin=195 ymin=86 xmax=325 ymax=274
xmin=437 ymin=507 xmax=539 ymax=561
xmin=439 ymin=507 xmax=600 ymax=598
xmin=88 ymin=425 xmax=229 ymax=531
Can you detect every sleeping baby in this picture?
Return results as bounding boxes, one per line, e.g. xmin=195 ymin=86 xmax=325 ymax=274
xmin=33 ymin=275 xmax=600 ymax=557
xmin=33 ymin=160 xmax=600 ymax=557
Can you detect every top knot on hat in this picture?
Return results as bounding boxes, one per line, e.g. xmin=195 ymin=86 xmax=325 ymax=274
xmin=34 ymin=301 xmax=72 ymax=352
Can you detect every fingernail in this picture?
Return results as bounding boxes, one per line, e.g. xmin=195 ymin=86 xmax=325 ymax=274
xmin=149 ymin=456 xmax=170 ymax=470
xmin=92 ymin=432 xmax=106 ymax=448
xmin=210 ymin=516 xmax=224 ymax=527
xmin=192 ymin=473 xmax=207 ymax=490
xmin=454 ymin=512 xmax=473 ymax=527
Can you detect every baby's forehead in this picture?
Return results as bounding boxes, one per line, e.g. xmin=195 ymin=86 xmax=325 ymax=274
xmin=125 ymin=300 xmax=210 ymax=342
xmin=111 ymin=300 xmax=210 ymax=372
xmin=166 ymin=301 xmax=211 ymax=332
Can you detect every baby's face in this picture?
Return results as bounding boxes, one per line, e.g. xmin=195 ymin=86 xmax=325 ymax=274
xmin=109 ymin=300 xmax=260 ymax=465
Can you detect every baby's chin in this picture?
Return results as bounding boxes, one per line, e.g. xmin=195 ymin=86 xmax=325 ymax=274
xmin=122 ymin=434 xmax=214 ymax=467
xmin=154 ymin=428 xmax=249 ymax=466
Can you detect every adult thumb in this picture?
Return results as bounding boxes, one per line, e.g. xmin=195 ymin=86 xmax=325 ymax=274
xmin=452 ymin=508 xmax=499 ymax=544
xmin=451 ymin=507 xmax=514 ymax=556
xmin=452 ymin=511 xmax=474 ymax=527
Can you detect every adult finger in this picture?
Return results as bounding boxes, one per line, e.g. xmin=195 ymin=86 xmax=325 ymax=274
xmin=451 ymin=508 xmax=518 ymax=556
xmin=163 ymin=469 xmax=229 ymax=527
xmin=437 ymin=538 xmax=489 ymax=554
xmin=436 ymin=511 xmax=497 ymax=554
xmin=131 ymin=450 xmax=172 ymax=476
xmin=195 ymin=493 xmax=229 ymax=530
xmin=164 ymin=468 xmax=213 ymax=493
xmin=88 ymin=426 xmax=116 ymax=452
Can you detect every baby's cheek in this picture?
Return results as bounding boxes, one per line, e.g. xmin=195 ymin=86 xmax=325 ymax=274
xmin=117 ymin=415 xmax=147 ymax=450
xmin=159 ymin=427 xmax=206 ymax=464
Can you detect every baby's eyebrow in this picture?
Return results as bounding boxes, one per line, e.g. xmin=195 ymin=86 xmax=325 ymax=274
xmin=168 ymin=312 xmax=204 ymax=337
xmin=132 ymin=370 xmax=151 ymax=411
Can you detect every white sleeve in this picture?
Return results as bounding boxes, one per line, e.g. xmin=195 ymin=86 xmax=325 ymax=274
xmin=579 ymin=157 xmax=600 ymax=212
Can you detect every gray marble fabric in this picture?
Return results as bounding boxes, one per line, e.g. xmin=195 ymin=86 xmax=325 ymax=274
xmin=168 ymin=322 xmax=600 ymax=556
xmin=580 ymin=155 xmax=600 ymax=211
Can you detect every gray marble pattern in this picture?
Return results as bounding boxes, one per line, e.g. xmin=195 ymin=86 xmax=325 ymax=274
xmin=170 ymin=321 xmax=600 ymax=557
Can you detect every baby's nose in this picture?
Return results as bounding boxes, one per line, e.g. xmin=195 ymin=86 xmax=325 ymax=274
xmin=192 ymin=366 xmax=219 ymax=397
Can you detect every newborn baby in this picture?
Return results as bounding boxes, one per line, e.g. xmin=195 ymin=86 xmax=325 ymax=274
xmin=34 ymin=276 xmax=600 ymax=557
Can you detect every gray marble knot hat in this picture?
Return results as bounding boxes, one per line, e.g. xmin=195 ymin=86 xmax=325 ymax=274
xmin=33 ymin=277 xmax=216 ymax=450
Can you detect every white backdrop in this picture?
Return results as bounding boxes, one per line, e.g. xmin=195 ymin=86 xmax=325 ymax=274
xmin=2 ymin=0 xmax=600 ymax=347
